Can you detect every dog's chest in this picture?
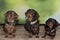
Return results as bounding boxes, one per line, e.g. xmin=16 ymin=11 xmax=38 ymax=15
xmin=28 ymin=20 xmax=39 ymax=28
xmin=30 ymin=20 xmax=37 ymax=25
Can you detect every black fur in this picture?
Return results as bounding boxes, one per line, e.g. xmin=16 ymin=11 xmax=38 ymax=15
xmin=42 ymin=18 xmax=59 ymax=39
xmin=24 ymin=9 xmax=40 ymax=38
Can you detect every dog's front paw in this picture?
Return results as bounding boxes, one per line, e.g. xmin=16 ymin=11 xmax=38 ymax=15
xmin=36 ymin=36 xmax=39 ymax=38
xmin=5 ymin=35 xmax=8 ymax=38
xmin=29 ymin=35 xmax=32 ymax=38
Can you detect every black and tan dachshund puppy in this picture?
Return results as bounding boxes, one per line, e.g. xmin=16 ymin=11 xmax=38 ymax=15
xmin=24 ymin=9 xmax=40 ymax=38
xmin=42 ymin=18 xmax=59 ymax=39
xmin=3 ymin=11 xmax=18 ymax=38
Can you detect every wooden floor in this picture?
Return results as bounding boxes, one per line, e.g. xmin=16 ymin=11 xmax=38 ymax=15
xmin=0 ymin=25 xmax=60 ymax=40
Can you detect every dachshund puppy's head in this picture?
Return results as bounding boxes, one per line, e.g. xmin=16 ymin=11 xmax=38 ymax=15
xmin=25 ymin=9 xmax=39 ymax=22
xmin=5 ymin=11 xmax=17 ymax=23
xmin=46 ymin=18 xmax=59 ymax=28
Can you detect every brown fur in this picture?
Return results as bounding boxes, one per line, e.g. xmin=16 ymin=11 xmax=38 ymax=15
xmin=3 ymin=11 xmax=18 ymax=37
xmin=24 ymin=9 xmax=40 ymax=38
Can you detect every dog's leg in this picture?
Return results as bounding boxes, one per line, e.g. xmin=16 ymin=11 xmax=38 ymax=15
xmin=4 ymin=24 xmax=8 ymax=38
xmin=34 ymin=27 xmax=39 ymax=38
xmin=12 ymin=26 xmax=16 ymax=37
xmin=5 ymin=24 xmax=12 ymax=37
xmin=5 ymin=24 xmax=10 ymax=33
xmin=42 ymin=31 xmax=49 ymax=38
xmin=29 ymin=32 xmax=32 ymax=38
xmin=49 ymin=32 xmax=56 ymax=40
xmin=5 ymin=33 xmax=8 ymax=38
xmin=36 ymin=31 xmax=39 ymax=38
xmin=10 ymin=27 xmax=13 ymax=33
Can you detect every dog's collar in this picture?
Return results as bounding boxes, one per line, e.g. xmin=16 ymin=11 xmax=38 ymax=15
xmin=30 ymin=20 xmax=37 ymax=24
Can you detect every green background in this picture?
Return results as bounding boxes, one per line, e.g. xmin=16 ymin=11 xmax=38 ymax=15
xmin=0 ymin=0 xmax=60 ymax=24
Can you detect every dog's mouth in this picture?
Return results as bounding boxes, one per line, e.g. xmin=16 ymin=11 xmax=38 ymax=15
xmin=47 ymin=22 xmax=54 ymax=29
xmin=28 ymin=17 xmax=32 ymax=22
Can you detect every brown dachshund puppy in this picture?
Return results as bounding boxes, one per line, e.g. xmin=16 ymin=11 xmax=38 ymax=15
xmin=42 ymin=18 xmax=59 ymax=39
xmin=24 ymin=9 xmax=40 ymax=38
xmin=3 ymin=11 xmax=18 ymax=38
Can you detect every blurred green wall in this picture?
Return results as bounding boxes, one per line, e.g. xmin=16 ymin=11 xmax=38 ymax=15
xmin=0 ymin=0 xmax=59 ymax=24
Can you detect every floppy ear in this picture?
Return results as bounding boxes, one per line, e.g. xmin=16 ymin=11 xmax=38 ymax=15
xmin=37 ymin=13 xmax=40 ymax=19
xmin=35 ymin=12 xmax=40 ymax=19
xmin=14 ymin=12 xmax=18 ymax=19
xmin=4 ymin=11 xmax=10 ymax=18
xmin=4 ymin=13 xmax=8 ymax=18
xmin=25 ymin=12 xmax=28 ymax=19
xmin=25 ymin=12 xmax=27 ymax=16
xmin=54 ymin=19 xmax=59 ymax=27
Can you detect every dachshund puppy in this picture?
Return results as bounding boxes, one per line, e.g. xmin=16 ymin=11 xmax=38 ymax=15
xmin=42 ymin=18 xmax=59 ymax=39
xmin=3 ymin=11 xmax=18 ymax=38
xmin=24 ymin=9 xmax=40 ymax=38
